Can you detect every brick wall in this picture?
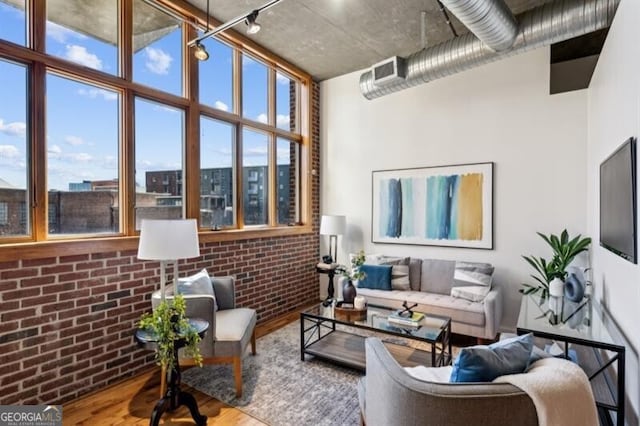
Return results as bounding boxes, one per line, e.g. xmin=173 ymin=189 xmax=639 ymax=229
xmin=0 ymin=81 xmax=321 ymax=406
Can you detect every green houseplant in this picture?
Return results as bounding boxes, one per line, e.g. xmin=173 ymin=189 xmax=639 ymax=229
xmin=337 ymin=250 xmax=367 ymax=304
xmin=521 ymin=230 xmax=591 ymax=297
xmin=138 ymin=294 xmax=203 ymax=370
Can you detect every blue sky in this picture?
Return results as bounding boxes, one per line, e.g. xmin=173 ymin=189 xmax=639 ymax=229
xmin=0 ymin=1 xmax=293 ymax=192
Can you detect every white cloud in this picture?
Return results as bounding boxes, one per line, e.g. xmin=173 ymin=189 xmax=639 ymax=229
xmin=77 ymin=88 xmax=117 ymax=101
xmin=0 ymin=145 xmax=20 ymax=158
xmin=256 ymin=113 xmax=268 ymax=124
xmin=0 ymin=120 xmax=26 ymax=138
xmin=145 ymin=47 xmax=172 ymax=75
xmin=67 ymin=153 xmax=92 ymax=162
xmin=244 ymin=146 xmax=268 ymax=156
xmin=65 ymin=135 xmax=84 ymax=146
xmin=214 ymin=101 xmax=229 ymax=112
xmin=48 ymin=144 xmax=62 ymax=155
xmin=276 ymin=73 xmax=290 ymax=85
xmin=277 ymin=114 xmax=290 ymax=128
xmin=47 ymin=21 xmax=85 ymax=43
xmin=65 ymin=45 xmax=103 ymax=70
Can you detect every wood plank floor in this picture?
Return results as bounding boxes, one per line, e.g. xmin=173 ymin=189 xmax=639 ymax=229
xmin=63 ymin=308 xmax=306 ymax=426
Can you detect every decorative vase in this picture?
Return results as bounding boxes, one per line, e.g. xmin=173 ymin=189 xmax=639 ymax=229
xmin=342 ymin=280 xmax=356 ymax=305
xmin=564 ymin=272 xmax=585 ymax=302
xmin=549 ymin=277 xmax=565 ymax=298
xmin=354 ymin=295 xmax=366 ymax=310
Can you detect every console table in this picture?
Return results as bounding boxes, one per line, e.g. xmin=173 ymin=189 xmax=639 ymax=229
xmin=135 ymin=318 xmax=209 ymax=426
xmin=517 ymin=295 xmax=625 ymax=426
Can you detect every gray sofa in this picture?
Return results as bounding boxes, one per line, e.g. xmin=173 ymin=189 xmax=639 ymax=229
xmin=359 ymin=337 xmax=538 ymax=426
xmin=340 ymin=256 xmax=502 ymax=340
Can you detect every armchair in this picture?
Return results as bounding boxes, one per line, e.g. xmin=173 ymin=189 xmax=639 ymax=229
xmin=152 ymin=276 xmax=257 ymax=397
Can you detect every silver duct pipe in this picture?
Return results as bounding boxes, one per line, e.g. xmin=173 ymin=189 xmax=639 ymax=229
xmin=360 ymin=0 xmax=619 ymax=100
xmin=440 ymin=0 xmax=518 ymax=52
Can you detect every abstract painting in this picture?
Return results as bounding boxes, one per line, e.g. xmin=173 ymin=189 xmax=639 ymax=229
xmin=372 ymin=163 xmax=493 ymax=249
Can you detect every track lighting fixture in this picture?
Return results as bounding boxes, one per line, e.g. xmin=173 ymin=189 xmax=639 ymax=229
xmin=188 ymin=0 xmax=283 ymax=55
xmin=194 ymin=41 xmax=209 ymax=61
xmin=245 ymin=10 xmax=261 ymax=34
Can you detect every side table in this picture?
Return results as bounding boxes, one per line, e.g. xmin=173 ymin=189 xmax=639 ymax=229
xmin=135 ymin=318 xmax=209 ymax=426
xmin=316 ymin=262 xmax=338 ymax=306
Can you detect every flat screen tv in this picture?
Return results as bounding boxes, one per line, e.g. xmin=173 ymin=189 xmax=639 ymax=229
xmin=600 ymin=137 xmax=637 ymax=263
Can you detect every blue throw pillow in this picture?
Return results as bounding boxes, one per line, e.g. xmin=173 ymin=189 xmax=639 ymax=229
xmin=449 ymin=333 xmax=534 ymax=382
xmin=357 ymin=264 xmax=393 ymax=290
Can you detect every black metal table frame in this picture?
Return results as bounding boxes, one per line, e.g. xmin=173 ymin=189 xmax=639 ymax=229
xmin=516 ymin=326 xmax=625 ymax=426
xmin=301 ymin=307 xmax=452 ymax=369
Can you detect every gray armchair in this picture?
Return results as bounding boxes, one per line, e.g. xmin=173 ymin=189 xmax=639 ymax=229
xmin=359 ymin=338 xmax=538 ymax=426
xmin=152 ymin=276 xmax=257 ymax=397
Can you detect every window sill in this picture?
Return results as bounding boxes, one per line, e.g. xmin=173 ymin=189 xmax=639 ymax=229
xmin=0 ymin=224 xmax=315 ymax=262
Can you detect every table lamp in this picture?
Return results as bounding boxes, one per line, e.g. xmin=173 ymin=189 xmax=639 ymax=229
xmin=137 ymin=219 xmax=201 ymax=302
xmin=320 ymin=215 xmax=346 ymax=264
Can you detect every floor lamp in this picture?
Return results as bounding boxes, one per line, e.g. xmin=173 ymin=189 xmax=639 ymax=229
xmin=137 ymin=219 xmax=201 ymax=302
xmin=320 ymin=215 xmax=346 ymax=264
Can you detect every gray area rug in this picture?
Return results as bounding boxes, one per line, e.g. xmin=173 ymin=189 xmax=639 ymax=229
xmin=182 ymin=320 xmax=363 ymax=426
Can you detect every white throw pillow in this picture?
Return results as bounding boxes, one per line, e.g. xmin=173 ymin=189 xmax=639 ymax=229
xmin=177 ymin=268 xmax=218 ymax=311
xmin=405 ymin=365 xmax=453 ymax=383
xmin=450 ymin=285 xmax=491 ymax=302
xmin=390 ymin=265 xmax=410 ymax=290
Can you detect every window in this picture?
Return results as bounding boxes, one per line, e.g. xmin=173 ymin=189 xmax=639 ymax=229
xmin=200 ymin=117 xmax=235 ymax=229
xmin=276 ymin=72 xmax=297 ymax=132
xmin=133 ymin=0 xmax=183 ymax=96
xmin=46 ymin=0 xmax=119 ymax=76
xmin=0 ymin=0 xmax=308 ymax=248
xmin=0 ymin=202 xmax=7 ymax=225
xmin=46 ymin=74 xmax=120 ymax=236
xmin=0 ymin=59 xmax=29 ymax=236
xmin=277 ymin=138 xmax=300 ymax=225
xmin=199 ymin=38 xmax=233 ymax=112
xmin=0 ymin=0 xmax=26 ymax=46
xmin=134 ymin=97 xmax=185 ymax=228
xmin=242 ymin=128 xmax=268 ymax=226
xmin=242 ymin=54 xmax=268 ymax=123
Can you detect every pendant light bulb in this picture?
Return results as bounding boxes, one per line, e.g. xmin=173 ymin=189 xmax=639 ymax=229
xmin=194 ymin=41 xmax=209 ymax=61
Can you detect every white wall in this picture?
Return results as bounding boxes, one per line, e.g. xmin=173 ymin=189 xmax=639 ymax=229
xmin=320 ymin=48 xmax=588 ymax=329
xmin=588 ymin=0 xmax=640 ymax=421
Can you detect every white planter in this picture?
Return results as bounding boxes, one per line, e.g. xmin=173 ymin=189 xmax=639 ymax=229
xmin=549 ymin=277 xmax=565 ymax=298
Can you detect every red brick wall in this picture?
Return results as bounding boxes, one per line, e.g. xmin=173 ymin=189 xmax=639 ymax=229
xmin=0 ymin=81 xmax=321 ymax=406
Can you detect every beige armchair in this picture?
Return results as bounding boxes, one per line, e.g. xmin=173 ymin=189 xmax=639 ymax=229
xmin=152 ymin=276 xmax=257 ymax=397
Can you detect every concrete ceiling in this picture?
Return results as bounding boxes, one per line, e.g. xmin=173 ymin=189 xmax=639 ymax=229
xmin=186 ymin=0 xmax=549 ymax=80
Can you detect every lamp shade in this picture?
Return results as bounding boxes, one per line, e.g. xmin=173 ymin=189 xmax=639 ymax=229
xmin=137 ymin=219 xmax=200 ymax=260
xmin=320 ymin=215 xmax=346 ymax=236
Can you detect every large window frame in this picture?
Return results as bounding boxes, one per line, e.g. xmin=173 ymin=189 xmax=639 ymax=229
xmin=0 ymin=0 xmax=313 ymax=259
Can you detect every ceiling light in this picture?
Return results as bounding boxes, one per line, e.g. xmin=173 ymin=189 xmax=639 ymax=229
xmin=245 ymin=11 xmax=261 ymax=35
xmin=194 ymin=41 xmax=209 ymax=61
xmin=187 ymin=0 xmax=283 ymax=50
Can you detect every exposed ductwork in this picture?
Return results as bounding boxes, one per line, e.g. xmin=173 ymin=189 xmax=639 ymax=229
xmin=360 ymin=0 xmax=619 ymax=100
xmin=439 ymin=0 xmax=518 ymax=52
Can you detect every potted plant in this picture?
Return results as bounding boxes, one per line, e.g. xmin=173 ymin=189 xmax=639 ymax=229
xmin=138 ymin=294 xmax=203 ymax=371
xmin=337 ymin=250 xmax=367 ymax=304
xmin=521 ymin=229 xmax=591 ymax=297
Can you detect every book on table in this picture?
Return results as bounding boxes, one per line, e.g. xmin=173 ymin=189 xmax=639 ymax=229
xmin=387 ymin=310 xmax=425 ymax=326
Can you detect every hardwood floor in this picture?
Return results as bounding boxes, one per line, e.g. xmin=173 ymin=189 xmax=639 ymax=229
xmin=63 ymin=307 xmax=308 ymax=425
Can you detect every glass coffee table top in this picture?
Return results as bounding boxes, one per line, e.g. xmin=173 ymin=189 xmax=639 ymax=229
xmin=303 ymin=303 xmax=450 ymax=343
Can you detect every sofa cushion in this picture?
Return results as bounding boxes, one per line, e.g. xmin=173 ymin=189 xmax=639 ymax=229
xmin=214 ymin=308 xmax=257 ymax=357
xmin=390 ymin=265 xmax=410 ymax=290
xmin=453 ymin=261 xmax=494 ymax=288
xmin=405 ymin=365 xmax=453 ymax=383
xmin=358 ymin=265 xmax=393 ymax=290
xmin=420 ymin=259 xmax=456 ymax=295
xmin=408 ymin=258 xmax=422 ymax=291
xmin=451 ymin=285 xmax=491 ymax=302
xmin=177 ymin=269 xmax=218 ymax=311
xmin=356 ymin=288 xmax=485 ymax=326
xmin=450 ymin=333 xmax=534 ymax=383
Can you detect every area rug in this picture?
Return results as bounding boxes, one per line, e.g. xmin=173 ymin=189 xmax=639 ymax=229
xmin=182 ymin=320 xmax=363 ymax=426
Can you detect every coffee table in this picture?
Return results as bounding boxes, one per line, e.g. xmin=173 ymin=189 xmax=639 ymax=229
xmin=301 ymin=303 xmax=451 ymax=370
